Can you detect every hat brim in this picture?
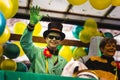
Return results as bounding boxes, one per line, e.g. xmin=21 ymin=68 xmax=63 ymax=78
xmin=43 ymin=30 xmax=65 ymax=40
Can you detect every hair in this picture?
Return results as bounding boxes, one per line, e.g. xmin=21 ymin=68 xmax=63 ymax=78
xmin=99 ymin=38 xmax=117 ymax=53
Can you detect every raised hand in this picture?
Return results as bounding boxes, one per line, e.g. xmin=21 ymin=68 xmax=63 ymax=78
xmin=30 ymin=6 xmax=43 ymax=26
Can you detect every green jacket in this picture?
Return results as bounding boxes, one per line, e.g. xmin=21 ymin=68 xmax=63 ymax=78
xmin=20 ymin=28 xmax=67 ymax=75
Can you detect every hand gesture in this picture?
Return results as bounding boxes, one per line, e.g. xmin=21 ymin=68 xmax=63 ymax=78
xmin=30 ymin=6 xmax=43 ymax=25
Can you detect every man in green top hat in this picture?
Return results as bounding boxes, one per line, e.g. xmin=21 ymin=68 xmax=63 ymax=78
xmin=20 ymin=6 xmax=67 ymax=75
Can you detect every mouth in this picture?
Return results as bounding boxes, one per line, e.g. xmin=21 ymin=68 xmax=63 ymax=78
xmin=106 ymin=50 xmax=116 ymax=56
xmin=107 ymin=50 xmax=115 ymax=53
xmin=50 ymin=41 xmax=56 ymax=44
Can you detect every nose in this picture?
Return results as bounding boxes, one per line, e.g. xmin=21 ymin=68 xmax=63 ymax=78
xmin=110 ymin=45 xmax=116 ymax=50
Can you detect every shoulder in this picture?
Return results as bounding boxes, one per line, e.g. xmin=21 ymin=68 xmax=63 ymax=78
xmin=89 ymin=56 xmax=101 ymax=61
xmin=89 ymin=56 xmax=107 ymax=63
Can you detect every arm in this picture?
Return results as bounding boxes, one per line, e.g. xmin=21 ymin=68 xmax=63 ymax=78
xmin=20 ymin=28 xmax=38 ymax=61
xmin=20 ymin=6 xmax=43 ymax=62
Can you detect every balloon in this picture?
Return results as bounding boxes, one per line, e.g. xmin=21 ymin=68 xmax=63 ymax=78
xmin=79 ymin=30 xmax=92 ymax=43
xmin=79 ymin=18 xmax=101 ymax=43
xmin=0 ymin=45 xmax=3 ymax=57
xmin=12 ymin=41 xmax=25 ymax=57
xmin=84 ymin=18 xmax=97 ymax=30
xmin=67 ymin=0 xmax=87 ymax=5
xmin=33 ymin=22 xmax=42 ymax=36
xmin=13 ymin=22 xmax=27 ymax=34
xmin=16 ymin=62 xmax=28 ymax=72
xmin=98 ymin=30 xmax=104 ymax=37
xmin=3 ymin=42 xmax=20 ymax=59
xmin=112 ymin=0 xmax=120 ymax=6
xmin=57 ymin=45 xmax=63 ymax=50
xmin=0 ymin=26 xmax=10 ymax=44
xmin=84 ymin=47 xmax=89 ymax=55
xmin=79 ymin=29 xmax=99 ymax=43
xmin=1 ymin=59 xmax=17 ymax=71
xmin=73 ymin=47 xmax=87 ymax=60
xmin=104 ymin=32 xmax=113 ymax=38
xmin=0 ymin=56 xmax=5 ymax=69
xmin=10 ymin=0 xmax=19 ymax=18
xmin=72 ymin=25 xmax=83 ymax=39
xmin=13 ymin=22 xmax=42 ymax=36
xmin=0 ymin=0 xmax=13 ymax=19
xmin=59 ymin=46 xmax=73 ymax=61
xmin=70 ymin=46 xmax=76 ymax=53
xmin=0 ymin=12 xmax=6 ymax=36
xmin=0 ymin=0 xmax=18 ymax=19
xmin=89 ymin=0 xmax=111 ymax=10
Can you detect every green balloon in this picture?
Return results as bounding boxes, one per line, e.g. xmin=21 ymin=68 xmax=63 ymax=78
xmin=57 ymin=45 xmax=63 ymax=50
xmin=104 ymin=32 xmax=113 ymax=38
xmin=16 ymin=62 xmax=28 ymax=72
xmin=72 ymin=25 xmax=83 ymax=39
xmin=3 ymin=42 xmax=20 ymax=59
xmin=84 ymin=48 xmax=89 ymax=55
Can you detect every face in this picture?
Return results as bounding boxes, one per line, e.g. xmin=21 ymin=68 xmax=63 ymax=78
xmin=101 ymin=43 xmax=116 ymax=57
xmin=45 ymin=32 xmax=62 ymax=49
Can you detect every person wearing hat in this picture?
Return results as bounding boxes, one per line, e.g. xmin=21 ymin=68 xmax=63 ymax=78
xmin=20 ymin=6 xmax=67 ymax=75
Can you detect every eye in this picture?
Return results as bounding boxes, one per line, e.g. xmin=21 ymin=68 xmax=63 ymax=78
xmin=47 ymin=35 xmax=61 ymax=40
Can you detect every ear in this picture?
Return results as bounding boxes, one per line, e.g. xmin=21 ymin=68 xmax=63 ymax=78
xmin=45 ymin=37 xmax=47 ymax=40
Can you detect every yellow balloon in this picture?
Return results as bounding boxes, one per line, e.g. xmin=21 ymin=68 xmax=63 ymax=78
xmin=79 ymin=29 xmax=94 ymax=43
xmin=33 ymin=22 xmax=42 ymax=36
xmin=0 ymin=45 xmax=3 ymax=57
xmin=73 ymin=47 xmax=87 ymax=60
xmin=89 ymin=0 xmax=111 ymax=10
xmin=112 ymin=0 xmax=120 ymax=6
xmin=79 ymin=29 xmax=101 ymax=43
xmin=0 ymin=56 xmax=5 ymax=69
xmin=1 ymin=59 xmax=17 ymax=71
xmin=96 ymin=30 xmax=103 ymax=37
xmin=0 ymin=0 xmax=18 ymax=19
xmin=12 ymin=41 xmax=25 ymax=57
xmin=13 ymin=22 xmax=27 ymax=34
xmin=0 ymin=0 xmax=13 ymax=19
xmin=84 ymin=18 xmax=98 ymax=30
xmin=59 ymin=46 xmax=73 ymax=61
xmin=10 ymin=0 xmax=19 ymax=18
xmin=67 ymin=0 xmax=87 ymax=5
xmin=0 ymin=26 xmax=11 ymax=44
